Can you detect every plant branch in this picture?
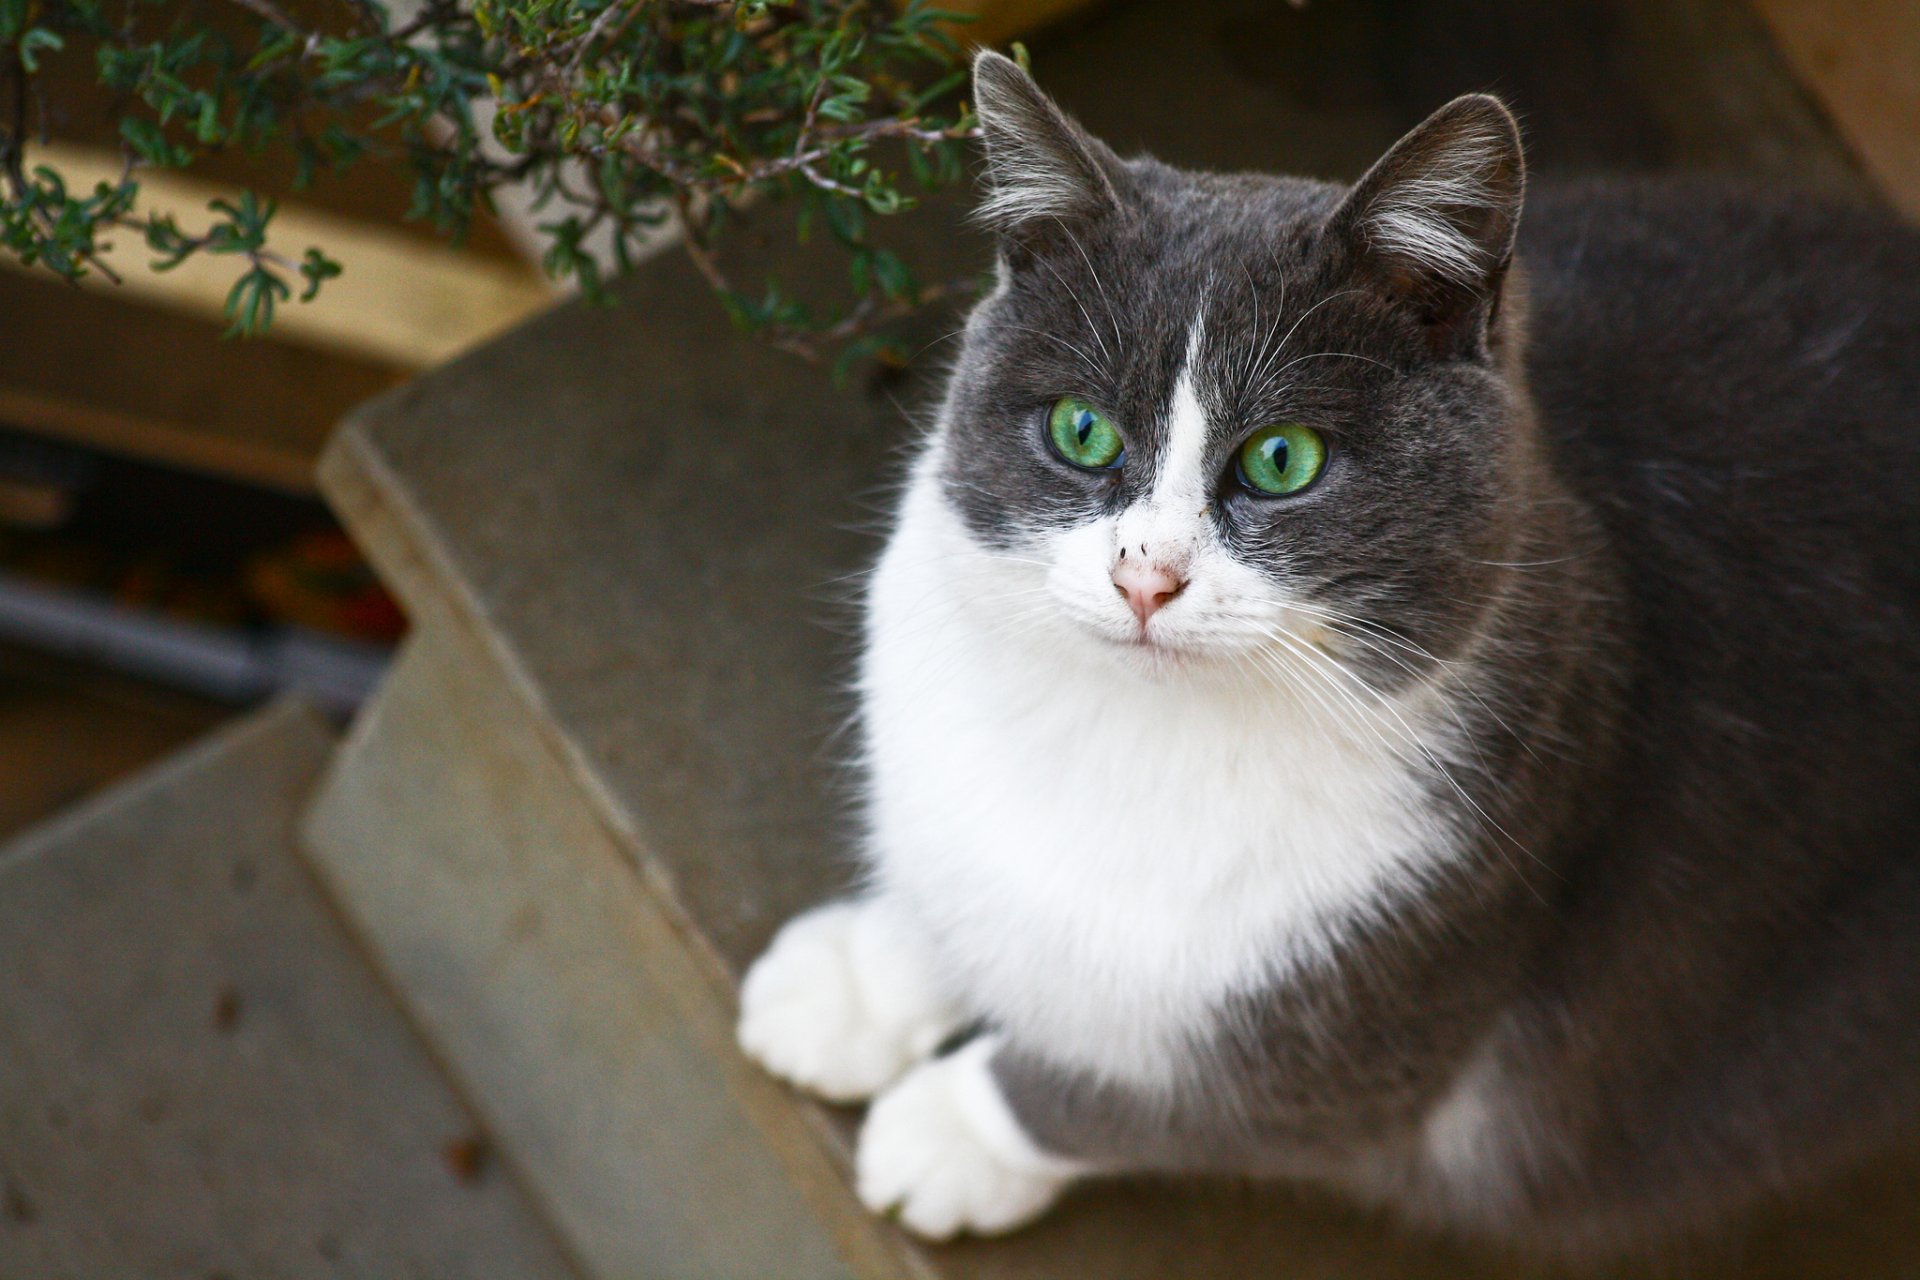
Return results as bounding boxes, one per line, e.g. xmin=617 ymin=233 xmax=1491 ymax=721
xmin=5 ymin=0 xmax=981 ymax=362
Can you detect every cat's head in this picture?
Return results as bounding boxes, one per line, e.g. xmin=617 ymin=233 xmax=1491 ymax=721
xmin=928 ymin=52 xmax=1536 ymax=688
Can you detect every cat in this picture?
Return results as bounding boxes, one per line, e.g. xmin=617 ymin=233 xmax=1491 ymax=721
xmin=737 ymin=49 xmax=1920 ymax=1252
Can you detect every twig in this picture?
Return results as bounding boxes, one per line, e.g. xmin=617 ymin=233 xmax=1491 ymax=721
xmin=1 ymin=48 xmax=25 ymax=192
xmin=566 ymin=0 xmax=646 ymax=74
xmin=1 ymin=51 xmax=125 ymax=285
xmin=7 ymin=0 xmax=974 ymax=359
xmin=669 ymin=188 xmax=730 ymax=294
xmin=388 ymin=0 xmax=457 ymax=42
xmin=763 ymin=276 xmax=976 ymax=361
xmin=674 ymin=182 xmax=977 ymax=360
xmin=224 ymin=0 xmax=307 ymax=35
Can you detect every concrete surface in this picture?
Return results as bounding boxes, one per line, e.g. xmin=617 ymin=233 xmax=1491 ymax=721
xmin=0 ymin=702 xmax=580 ymax=1279
xmin=303 ymin=607 xmax=892 ymax=1280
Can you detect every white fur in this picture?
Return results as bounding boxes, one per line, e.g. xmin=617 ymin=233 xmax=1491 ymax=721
xmin=1419 ymin=1036 xmax=1535 ymax=1224
xmin=1421 ymin=1038 xmax=1506 ymax=1185
xmin=737 ymin=898 xmax=962 ymax=1103
xmin=857 ymin=326 xmax=1458 ymax=1092
xmin=737 ymin=321 xmax=1465 ymax=1235
xmin=1363 ymin=123 xmax=1508 ymax=286
xmin=858 ymin=1037 xmax=1084 ymax=1239
xmin=976 ymin=156 xmax=1091 ymax=229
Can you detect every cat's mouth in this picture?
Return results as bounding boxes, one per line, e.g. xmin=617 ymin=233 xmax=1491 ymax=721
xmin=1092 ymin=622 xmax=1205 ymax=667
xmin=1079 ymin=608 xmax=1330 ymax=673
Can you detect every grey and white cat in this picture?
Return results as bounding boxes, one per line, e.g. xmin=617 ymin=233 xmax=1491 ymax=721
xmin=737 ymin=51 xmax=1920 ymax=1251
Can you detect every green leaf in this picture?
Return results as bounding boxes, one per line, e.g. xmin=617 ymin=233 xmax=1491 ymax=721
xmin=195 ymin=95 xmax=221 ymax=145
xmin=119 ymin=117 xmax=190 ymax=168
xmin=19 ymin=27 xmax=65 ymax=72
xmin=222 ymin=265 xmax=291 ymax=338
xmin=7 ymin=0 xmax=978 ymax=372
xmin=298 ymin=247 xmax=342 ymax=301
xmin=245 ymin=29 xmax=301 ymax=71
xmin=869 ymin=247 xmax=912 ymax=299
xmin=822 ymin=196 xmax=865 ymax=246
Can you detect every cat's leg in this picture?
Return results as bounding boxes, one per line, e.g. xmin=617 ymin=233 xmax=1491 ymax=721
xmin=737 ymin=895 xmax=964 ymax=1104
xmin=856 ymin=1036 xmax=1090 ymax=1239
xmin=858 ymin=1034 xmax=1248 ymax=1239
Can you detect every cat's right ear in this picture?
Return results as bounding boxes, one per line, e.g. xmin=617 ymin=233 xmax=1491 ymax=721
xmin=971 ymin=51 xmax=1125 ymax=253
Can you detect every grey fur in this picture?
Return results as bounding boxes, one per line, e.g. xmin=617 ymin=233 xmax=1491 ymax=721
xmin=948 ymin=53 xmax=1920 ymax=1253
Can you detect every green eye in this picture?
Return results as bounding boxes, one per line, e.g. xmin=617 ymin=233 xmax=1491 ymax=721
xmin=1235 ymin=423 xmax=1328 ymax=496
xmin=1047 ymin=396 xmax=1125 ymax=470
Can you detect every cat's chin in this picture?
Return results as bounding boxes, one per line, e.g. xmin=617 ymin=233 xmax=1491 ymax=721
xmin=1084 ymin=628 xmax=1319 ymax=694
xmin=1086 ymin=626 xmax=1219 ymax=677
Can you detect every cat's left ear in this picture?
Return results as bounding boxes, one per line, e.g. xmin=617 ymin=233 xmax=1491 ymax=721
xmin=1327 ymin=94 xmax=1525 ymax=357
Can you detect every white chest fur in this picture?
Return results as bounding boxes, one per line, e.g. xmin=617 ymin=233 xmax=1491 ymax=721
xmin=859 ymin=471 xmax=1454 ymax=1091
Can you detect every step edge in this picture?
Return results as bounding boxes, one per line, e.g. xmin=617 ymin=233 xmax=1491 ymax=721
xmin=315 ymin=424 xmax=940 ymax=1279
xmin=319 ymin=414 xmax=706 ymax=969
xmin=0 ymin=696 xmax=332 ymax=883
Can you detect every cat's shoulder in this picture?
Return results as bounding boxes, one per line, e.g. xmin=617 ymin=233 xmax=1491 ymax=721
xmin=1518 ymin=176 xmax=1920 ymax=464
xmin=1522 ymin=176 xmax=1917 ymax=269
xmin=1520 ymin=176 xmax=1920 ymax=323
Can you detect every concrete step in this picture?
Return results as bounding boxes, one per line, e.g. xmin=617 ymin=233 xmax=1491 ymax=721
xmin=0 ymin=701 xmax=581 ymax=1279
xmin=298 ymin=2 xmax=1907 ymax=1277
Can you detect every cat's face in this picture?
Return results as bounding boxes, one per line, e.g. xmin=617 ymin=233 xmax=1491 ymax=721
xmin=933 ymin=56 xmax=1530 ymax=688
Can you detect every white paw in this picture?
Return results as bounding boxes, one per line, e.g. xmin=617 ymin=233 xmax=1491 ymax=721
xmin=858 ymin=1038 xmax=1080 ymax=1240
xmin=738 ymin=899 xmax=960 ymax=1104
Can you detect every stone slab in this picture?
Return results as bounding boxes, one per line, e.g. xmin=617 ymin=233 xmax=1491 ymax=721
xmin=312 ymin=1 xmax=1910 ymax=1276
xmin=0 ymin=701 xmax=580 ymax=1279
xmin=302 ymin=605 xmax=905 ymax=1280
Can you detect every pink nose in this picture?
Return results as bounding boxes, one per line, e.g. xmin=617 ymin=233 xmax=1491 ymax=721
xmin=1112 ymin=556 xmax=1187 ymax=626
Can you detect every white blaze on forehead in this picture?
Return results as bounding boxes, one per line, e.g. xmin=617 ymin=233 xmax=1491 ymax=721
xmin=1152 ymin=362 xmax=1212 ymax=509
xmin=1115 ymin=317 xmax=1212 ymax=563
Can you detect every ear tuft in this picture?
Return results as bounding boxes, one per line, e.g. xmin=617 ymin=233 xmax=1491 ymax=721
xmin=1333 ymin=94 xmax=1525 ymax=344
xmin=971 ymin=51 xmax=1120 ymax=231
xmin=1360 ymin=98 xmax=1520 ymax=286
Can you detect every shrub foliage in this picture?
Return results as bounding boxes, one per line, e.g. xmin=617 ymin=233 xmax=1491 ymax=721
xmin=0 ymin=0 xmax=981 ymax=362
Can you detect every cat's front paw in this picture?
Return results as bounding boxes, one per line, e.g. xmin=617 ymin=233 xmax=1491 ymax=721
xmin=738 ymin=898 xmax=959 ymax=1104
xmin=858 ymin=1038 xmax=1081 ymax=1240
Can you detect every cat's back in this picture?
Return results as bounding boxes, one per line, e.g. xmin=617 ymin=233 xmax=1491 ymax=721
xmin=1522 ymin=178 xmax=1920 ymax=537
xmin=1521 ymin=179 xmax=1920 ymax=698
xmin=1514 ymin=180 xmax=1920 ymax=1098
